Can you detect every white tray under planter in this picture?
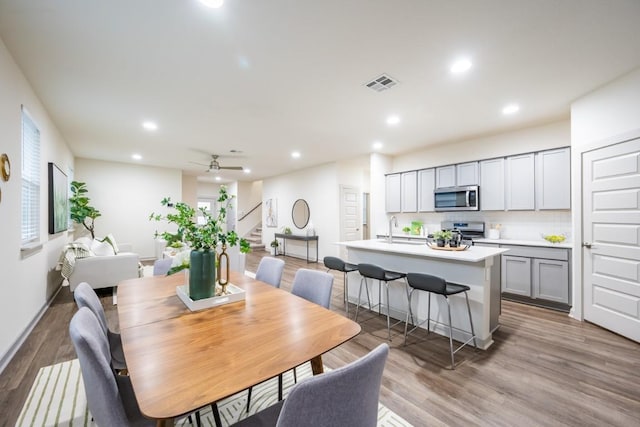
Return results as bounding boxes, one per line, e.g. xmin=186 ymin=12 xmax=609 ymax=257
xmin=176 ymin=283 xmax=246 ymax=311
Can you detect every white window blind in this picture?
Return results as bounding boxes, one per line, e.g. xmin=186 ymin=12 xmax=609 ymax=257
xmin=21 ymin=108 xmax=41 ymax=244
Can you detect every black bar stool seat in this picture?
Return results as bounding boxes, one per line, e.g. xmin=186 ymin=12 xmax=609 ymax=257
xmin=404 ymin=272 xmax=477 ymax=369
xmin=355 ymin=263 xmax=414 ymax=341
xmin=323 ymin=256 xmax=358 ymax=316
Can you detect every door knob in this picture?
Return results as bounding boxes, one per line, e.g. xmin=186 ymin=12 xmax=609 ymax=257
xmin=582 ymin=242 xmax=592 ymax=249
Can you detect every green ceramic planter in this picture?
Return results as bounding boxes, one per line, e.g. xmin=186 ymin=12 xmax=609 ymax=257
xmin=189 ymin=249 xmax=216 ymax=300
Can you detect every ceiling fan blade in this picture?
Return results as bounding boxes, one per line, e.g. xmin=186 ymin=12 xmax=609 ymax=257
xmin=189 ymin=160 xmax=210 ymax=167
xmin=219 ymin=166 xmax=244 ymax=170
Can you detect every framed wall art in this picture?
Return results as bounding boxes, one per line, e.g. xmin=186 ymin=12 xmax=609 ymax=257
xmin=265 ymin=198 xmax=277 ymax=228
xmin=48 ymin=162 xmax=69 ymax=234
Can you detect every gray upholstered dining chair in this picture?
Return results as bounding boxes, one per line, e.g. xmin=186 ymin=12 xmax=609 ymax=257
xmin=70 ymin=307 xmax=155 ymax=427
xmin=255 ymin=256 xmax=285 ymax=287
xmin=153 ymin=258 xmax=173 ymax=276
xmin=234 ymin=343 xmax=389 ymax=427
xmin=246 ymin=268 xmax=334 ymax=412
xmin=73 ymin=281 xmax=126 ymax=370
xmin=291 ymin=268 xmax=334 ymax=309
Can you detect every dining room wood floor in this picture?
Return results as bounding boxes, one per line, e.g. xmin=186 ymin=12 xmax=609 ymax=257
xmin=1 ymin=250 xmax=639 ymax=427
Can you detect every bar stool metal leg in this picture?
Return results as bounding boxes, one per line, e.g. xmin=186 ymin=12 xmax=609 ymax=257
xmin=446 ymin=297 xmax=455 ymax=368
xmin=355 ymin=276 xmax=372 ymax=322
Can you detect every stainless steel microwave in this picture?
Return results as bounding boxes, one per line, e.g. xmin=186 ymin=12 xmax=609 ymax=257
xmin=434 ymin=185 xmax=479 ymax=211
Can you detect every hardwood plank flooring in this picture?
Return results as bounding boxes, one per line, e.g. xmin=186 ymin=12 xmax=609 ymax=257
xmin=1 ymin=251 xmax=639 ymax=426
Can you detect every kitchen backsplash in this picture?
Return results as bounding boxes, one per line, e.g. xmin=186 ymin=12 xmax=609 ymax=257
xmin=382 ymin=210 xmax=572 ymax=242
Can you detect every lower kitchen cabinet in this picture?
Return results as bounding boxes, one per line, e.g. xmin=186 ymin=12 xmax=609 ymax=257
xmin=533 ymin=258 xmax=569 ymax=303
xmin=501 ymin=256 xmax=531 ymax=296
xmin=498 ymin=244 xmax=571 ymax=310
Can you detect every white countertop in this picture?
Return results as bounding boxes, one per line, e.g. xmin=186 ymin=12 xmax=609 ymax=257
xmin=474 ymin=238 xmax=573 ymax=249
xmin=337 ymin=239 xmax=509 ymax=263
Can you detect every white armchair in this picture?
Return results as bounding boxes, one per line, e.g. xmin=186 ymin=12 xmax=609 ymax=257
xmin=68 ymin=243 xmax=140 ymax=291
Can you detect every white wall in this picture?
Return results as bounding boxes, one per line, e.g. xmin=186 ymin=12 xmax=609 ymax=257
xmin=262 ymin=162 xmax=339 ymax=260
xmin=0 ymin=37 xmax=74 ymax=369
xmin=182 ymin=174 xmax=198 ymax=207
xmin=570 ymin=67 xmax=640 ymax=320
xmin=74 ymin=159 xmax=182 ymax=260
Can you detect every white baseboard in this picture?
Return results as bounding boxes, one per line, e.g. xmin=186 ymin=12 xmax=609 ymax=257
xmin=0 ymin=286 xmax=63 ymax=375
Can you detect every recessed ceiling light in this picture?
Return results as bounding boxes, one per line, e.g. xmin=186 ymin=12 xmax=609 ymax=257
xmin=450 ymin=58 xmax=472 ymax=74
xmin=373 ymin=141 xmax=383 ymax=150
xmin=198 ymin=0 xmax=224 ymax=8
xmin=291 ymin=151 xmax=301 ymax=159
xmin=243 ymin=168 xmax=251 ymax=174
xmin=386 ymin=115 xmax=401 ymax=126
xmin=215 ymin=176 xmax=221 ymax=181
xmin=502 ymin=104 xmax=520 ymax=115
xmin=132 ymin=154 xmax=142 ymax=160
xmin=142 ymin=121 xmax=158 ymax=131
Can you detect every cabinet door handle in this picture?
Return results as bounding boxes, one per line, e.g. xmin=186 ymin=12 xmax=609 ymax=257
xmin=582 ymin=242 xmax=592 ymax=249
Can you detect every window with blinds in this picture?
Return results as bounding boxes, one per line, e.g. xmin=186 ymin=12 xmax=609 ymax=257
xmin=21 ymin=108 xmax=41 ymax=245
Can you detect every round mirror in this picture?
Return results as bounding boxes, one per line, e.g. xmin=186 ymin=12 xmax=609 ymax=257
xmin=292 ymin=199 xmax=310 ymax=229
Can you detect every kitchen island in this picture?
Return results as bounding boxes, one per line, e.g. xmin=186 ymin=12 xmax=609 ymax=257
xmin=338 ymin=239 xmax=508 ymax=349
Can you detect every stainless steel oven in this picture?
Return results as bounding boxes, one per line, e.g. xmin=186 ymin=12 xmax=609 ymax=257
xmin=434 ymin=185 xmax=479 ymax=211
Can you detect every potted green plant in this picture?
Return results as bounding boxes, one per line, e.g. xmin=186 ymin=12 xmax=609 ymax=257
xmin=402 ymin=226 xmax=411 ymax=234
xmin=283 ymin=226 xmax=292 ymax=235
xmin=270 ymin=239 xmax=279 ymax=256
xmin=69 ymin=181 xmax=101 ymax=239
xmin=150 ymin=186 xmax=249 ymax=300
xmin=432 ymin=230 xmax=452 ymax=247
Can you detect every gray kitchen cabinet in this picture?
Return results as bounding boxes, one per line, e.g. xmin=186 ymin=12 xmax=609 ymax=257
xmin=479 ymin=158 xmax=505 ymax=210
xmin=536 ymin=147 xmax=570 ymax=210
xmin=385 ymin=173 xmax=401 ymax=213
xmin=456 ymin=161 xmax=479 ymax=186
xmin=418 ymin=168 xmax=435 ymax=212
xmin=401 ymin=171 xmax=418 ymax=212
xmin=435 ymin=165 xmax=456 ymax=188
xmin=501 ymin=255 xmax=531 ymax=296
xmin=500 ymin=244 xmax=571 ymax=309
xmin=505 ymin=153 xmax=535 ymax=210
xmin=533 ymin=258 xmax=569 ymax=304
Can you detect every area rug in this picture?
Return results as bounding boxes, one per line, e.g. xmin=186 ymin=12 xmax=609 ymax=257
xmin=16 ymin=359 xmax=412 ymax=427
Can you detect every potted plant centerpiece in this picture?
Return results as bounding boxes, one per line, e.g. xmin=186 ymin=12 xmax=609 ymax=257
xmin=150 ymin=186 xmax=250 ymax=300
xmin=432 ymin=230 xmax=453 ymax=247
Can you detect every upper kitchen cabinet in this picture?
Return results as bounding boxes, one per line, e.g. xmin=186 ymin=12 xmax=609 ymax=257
xmin=456 ymin=161 xmax=479 ymax=186
xmin=506 ymin=153 xmax=535 ymax=210
xmin=435 ymin=165 xmax=456 ymax=188
xmin=385 ymin=173 xmax=401 ymax=213
xmin=418 ymin=168 xmax=435 ymax=212
xmin=436 ymin=163 xmax=479 ymax=188
xmin=536 ymin=147 xmax=570 ymax=210
xmin=480 ymin=158 xmax=505 ymax=211
xmin=401 ymin=171 xmax=418 ymax=212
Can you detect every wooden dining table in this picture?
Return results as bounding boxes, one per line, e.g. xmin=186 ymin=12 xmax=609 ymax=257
xmin=117 ymin=270 xmax=361 ymax=425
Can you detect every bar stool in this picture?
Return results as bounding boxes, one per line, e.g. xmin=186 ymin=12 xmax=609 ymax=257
xmin=323 ymin=256 xmax=358 ymax=316
xmin=355 ymin=263 xmax=414 ymax=341
xmin=403 ymin=272 xmax=477 ymax=369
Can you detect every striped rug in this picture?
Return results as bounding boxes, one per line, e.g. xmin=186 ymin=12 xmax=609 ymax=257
xmin=17 ymin=359 xmax=412 ymax=426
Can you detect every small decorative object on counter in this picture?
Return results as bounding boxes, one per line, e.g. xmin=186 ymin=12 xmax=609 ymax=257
xmin=432 ymin=230 xmax=452 ymax=247
xmin=488 ymin=223 xmax=501 ymax=239
xmin=402 ymin=226 xmax=411 ymax=234
xmin=542 ymin=233 xmax=566 ymax=244
xmin=411 ymin=221 xmax=423 ymax=235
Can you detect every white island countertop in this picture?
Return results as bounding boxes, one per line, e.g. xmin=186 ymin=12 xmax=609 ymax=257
xmin=337 ymin=239 xmax=508 ymax=263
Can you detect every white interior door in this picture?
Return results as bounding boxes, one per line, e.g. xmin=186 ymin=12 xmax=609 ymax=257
xmin=340 ymin=185 xmax=361 ymax=243
xmin=583 ymin=137 xmax=640 ymax=343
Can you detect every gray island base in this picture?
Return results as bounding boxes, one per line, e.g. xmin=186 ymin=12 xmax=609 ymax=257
xmin=338 ymin=239 xmax=508 ymax=350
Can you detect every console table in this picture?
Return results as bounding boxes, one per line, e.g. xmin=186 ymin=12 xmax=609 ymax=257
xmin=274 ymin=233 xmax=319 ymax=263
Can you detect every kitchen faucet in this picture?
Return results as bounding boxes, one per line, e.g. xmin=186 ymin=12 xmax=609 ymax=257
xmin=388 ymin=216 xmax=398 ymax=243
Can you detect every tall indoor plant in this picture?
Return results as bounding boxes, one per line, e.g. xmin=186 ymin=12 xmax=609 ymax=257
xmin=69 ymin=181 xmax=101 ymax=239
xmin=150 ymin=186 xmax=250 ymax=300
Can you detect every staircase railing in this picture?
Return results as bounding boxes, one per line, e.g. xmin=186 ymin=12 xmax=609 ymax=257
xmin=239 ymin=202 xmax=262 ymax=222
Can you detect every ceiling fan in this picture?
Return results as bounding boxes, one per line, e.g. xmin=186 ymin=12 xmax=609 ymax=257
xmin=191 ymin=154 xmax=244 ymax=173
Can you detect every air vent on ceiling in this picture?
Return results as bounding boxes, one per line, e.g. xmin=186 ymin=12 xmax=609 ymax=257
xmin=365 ymin=74 xmax=398 ymax=92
